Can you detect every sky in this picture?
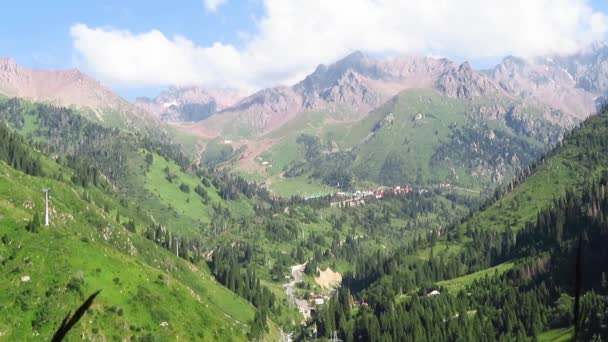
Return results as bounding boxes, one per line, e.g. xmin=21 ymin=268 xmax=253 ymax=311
xmin=2 ymin=0 xmax=608 ymax=99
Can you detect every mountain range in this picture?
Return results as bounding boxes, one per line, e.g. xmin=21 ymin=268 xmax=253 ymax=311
xmin=1 ymin=66 xmax=607 ymax=340
xmin=144 ymin=42 xmax=608 ymax=136
xmin=4 ymin=42 xmax=608 ymax=134
xmin=2 ymin=42 xmax=608 ymax=195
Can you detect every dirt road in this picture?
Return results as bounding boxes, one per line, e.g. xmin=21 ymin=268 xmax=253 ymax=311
xmin=283 ymin=263 xmax=311 ymax=321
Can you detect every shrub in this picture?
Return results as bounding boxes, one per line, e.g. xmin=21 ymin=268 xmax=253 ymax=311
xmin=179 ymin=183 xmax=190 ymax=193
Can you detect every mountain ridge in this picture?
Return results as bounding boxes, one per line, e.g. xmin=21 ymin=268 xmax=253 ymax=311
xmin=0 ymin=57 xmax=160 ymax=133
xmin=179 ymin=44 xmax=607 ymax=138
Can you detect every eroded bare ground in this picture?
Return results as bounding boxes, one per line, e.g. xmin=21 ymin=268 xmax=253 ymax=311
xmin=314 ymin=267 xmax=342 ymax=289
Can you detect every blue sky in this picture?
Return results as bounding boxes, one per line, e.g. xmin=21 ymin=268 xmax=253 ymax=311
xmin=0 ymin=0 xmax=260 ymax=98
xmin=2 ymin=0 xmax=608 ymax=99
xmin=1 ymin=1 xmax=259 ymax=68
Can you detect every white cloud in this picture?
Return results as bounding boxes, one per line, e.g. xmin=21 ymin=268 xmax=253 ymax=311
xmin=203 ymin=0 xmax=226 ymax=13
xmin=70 ymin=0 xmax=608 ymax=90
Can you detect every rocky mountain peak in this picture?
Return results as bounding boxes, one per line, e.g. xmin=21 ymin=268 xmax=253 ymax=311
xmin=209 ymin=86 xmax=302 ymax=132
xmin=0 ymin=57 xmax=18 ymax=71
xmin=149 ymin=42 xmax=608 ymax=136
xmin=434 ymin=61 xmax=499 ymax=99
xmin=458 ymin=61 xmax=473 ymax=74
xmin=297 ymin=50 xmax=381 ymax=92
xmin=547 ymin=41 xmax=608 ymax=95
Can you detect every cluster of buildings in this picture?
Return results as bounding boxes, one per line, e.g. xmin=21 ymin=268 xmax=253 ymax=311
xmin=267 ymin=182 xmax=451 ymax=208
xmin=309 ymin=293 xmax=329 ymax=306
xmin=330 ymin=185 xmax=422 ymax=208
xmin=329 ymin=198 xmax=366 ymax=208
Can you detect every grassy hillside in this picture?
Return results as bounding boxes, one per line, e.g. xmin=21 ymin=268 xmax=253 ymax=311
xmin=0 ymin=159 xmax=256 ymax=340
xmin=248 ymin=89 xmax=563 ymax=195
xmin=0 ymin=98 xmax=260 ymax=239
xmin=350 ymin=89 xmax=469 ymax=186
xmin=455 ymin=107 xmax=608 ymax=236
xmin=0 ymin=100 xmax=292 ymax=340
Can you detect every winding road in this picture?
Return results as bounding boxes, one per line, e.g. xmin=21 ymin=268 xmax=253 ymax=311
xmin=283 ymin=263 xmax=312 ymax=321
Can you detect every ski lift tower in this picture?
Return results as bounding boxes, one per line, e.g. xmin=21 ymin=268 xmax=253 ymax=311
xmin=42 ymin=188 xmax=50 ymax=226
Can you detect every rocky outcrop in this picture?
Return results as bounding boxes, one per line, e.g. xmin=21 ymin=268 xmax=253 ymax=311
xmin=214 ymin=86 xmax=303 ymax=131
xmin=142 ymin=41 xmax=608 ymax=138
xmin=435 ymin=62 xmax=501 ymax=99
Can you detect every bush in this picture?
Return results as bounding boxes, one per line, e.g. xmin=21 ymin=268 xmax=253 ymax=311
xmin=179 ymin=183 xmax=190 ymax=193
xmin=31 ymin=306 xmax=50 ymax=329
xmin=67 ymin=277 xmax=84 ymax=295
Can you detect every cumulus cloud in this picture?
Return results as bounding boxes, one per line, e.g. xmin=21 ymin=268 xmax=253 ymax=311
xmin=203 ymin=0 xmax=226 ymax=13
xmin=70 ymin=0 xmax=608 ymax=89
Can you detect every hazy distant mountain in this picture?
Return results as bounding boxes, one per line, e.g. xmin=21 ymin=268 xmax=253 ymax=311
xmin=135 ymin=85 xmax=244 ymax=122
xmin=0 ymin=57 xmax=159 ymax=133
xmin=488 ymin=56 xmax=596 ymax=120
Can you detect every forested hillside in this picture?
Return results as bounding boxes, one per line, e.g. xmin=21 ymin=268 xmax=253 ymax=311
xmin=2 ymin=91 xmax=607 ymax=341
xmin=305 ymin=106 xmax=608 ymax=341
xmin=0 ymin=121 xmax=267 ymax=340
xmin=0 ymin=96 xmax=480 ymax=339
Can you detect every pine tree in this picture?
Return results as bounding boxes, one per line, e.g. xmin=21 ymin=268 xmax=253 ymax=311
xmin=26 ymin=212 xmax=41 ymax=233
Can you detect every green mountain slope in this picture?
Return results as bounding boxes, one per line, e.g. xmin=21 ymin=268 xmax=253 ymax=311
xmin=0 ymin=97 xmax=259 ymax=239
xmin=3 ymin=91 xmax=600 ymax=340
xmin=456 ymin=104 xmax=608 ymax=236
xmin=0 ymin=129 xmax=260 ymax=340
xmin=251 ymin=89 xmax=564 ymax=195
xmin=303 ymin=106 xmax=608 ymax=340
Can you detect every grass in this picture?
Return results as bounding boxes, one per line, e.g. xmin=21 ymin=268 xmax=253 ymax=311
xmin=269 ymin=176 xmax=336 ymax=198
xmin=437 ymin=262 xmax=515 ymax=293
xmin=259 ymin=136 xmax=305 ymax=177
xmin=457 ymin=143 xmax=605 ymax=235
xmin=137 ymin=150 xmax=253 ymax=237
xmin=254 ymin=89 xmax=492 ymax=195
xmin=0 ymin=160 xmax=253 ymax=341
xmin=350 ymin=89 xmax=469 ymax=184
xmin=165 ymin=124 xmax=204 ymax=158
xmin=224 ymin=88 xmax=560 ymax=199
xmin=416 ymin=242 xmax=465 ymax=261
xmin=537 ymin=327 xmax=573 ymax=342
xmin=425 ymin=111 xmax=608 ymax=293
